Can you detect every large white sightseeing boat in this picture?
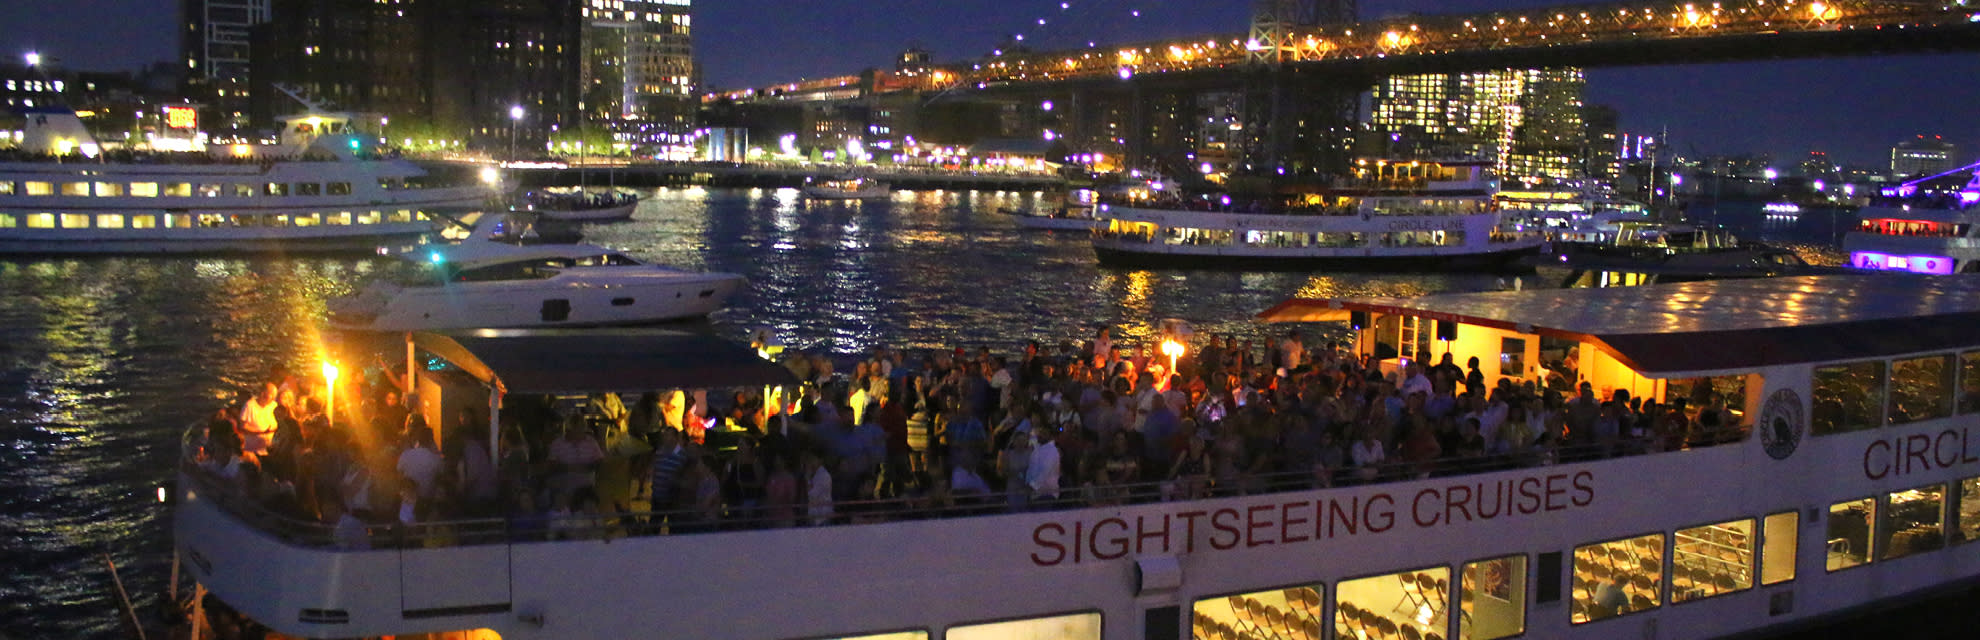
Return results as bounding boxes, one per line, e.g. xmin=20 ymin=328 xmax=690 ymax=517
xmin=1842 ymin=161 xmax=1980 ymax=274
xmin=328 ymin=239 xmax=745 ymax=331
xmin=1091 ymin=161 xmax=1545 ymax=271
xmin=176 ymin=274 xmax=1980 ymax=640
xmin=0 ymin=110 xmax=496 ymax=254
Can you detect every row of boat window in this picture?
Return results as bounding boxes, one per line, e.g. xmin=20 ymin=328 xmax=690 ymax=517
xmin=0 ymin=210 xmax=428 ymax=229
xmin=813 ymin=478 xmax=1980 ymax=640
xmin=1811 ymin=350 xmax=1980 ymax=435
xmin=0 ymin=177 xmax=427 ymax=198
xmin=1099 ymin=227 xmax=1484 ymax=249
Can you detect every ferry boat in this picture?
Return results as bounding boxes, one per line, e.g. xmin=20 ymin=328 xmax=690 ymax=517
xmin=175 ymin=274 xmax=1980 ymax=640
xmin=1091 ymin=161 xmax=1545 ymax=271
xmin=518 ymin=188 xmax=639 ymax=223
xmin=803 ymin=176 xmax=890 ymax=200
xmin=327 ymin=240 xmax=745 ymax=331
xmin=1842 ymin=161 xmax=1980 ymax=274
xmin=0 ymin=110 xmax=497 ymax=254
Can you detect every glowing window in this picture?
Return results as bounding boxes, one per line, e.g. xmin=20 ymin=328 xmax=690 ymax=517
xmin=1195 ymin=585 xmax=1323 ymax=640
xmin=197 ymin=183 xmax=222 ymax=197
xmin=1813 ymin=361 xmax=1885 ymax=435
xmin=1672 ymin=519 xmax=1753 ymax=603
xmin=1571 ymin=533 xmax=1662 ymax=624
xmin=356 ymin=210 xmax=381 ymax=225
xmin=388 ymin=209 xmax=412 ymax=223
xmin=0 ymin=214 xmax=11 ymax=228
xmin=233 ymin=184 xmax=254 ymax=197
xmin=92 ymin=182 xmax=123 ymax=197
xmin=947 ymin=612 xmax=1100 ymax=640
xmin=1827 ymin=497 xmax=1876 ymax=571
xmin=1881 ymin=484 xmax=1945 ymax=561
xmin=0 ymin=181 xmax=12 ymax=195
xmin=293 ymin=213 xmax=321 ymax=227
xmin=1761 ymin=511 xmax=1797 ymax=585
xmin=23 ymin=182 xmax=52 ymax=196
xmin=1890 ymin=355 xmax=1953 ymax=424
xmin=129 ymin=182 xmax=158 ymax=197
xmin=60 ymin=213 xmax=89 ymax=228
xmin=130 ymin=215 xmax=156 ymax=229
xmin=1338 ymin=566 xmax=1450 ymax=638
xmin=163 ymin=183 xmax=192 ymax=197
xmin=26 ymin=213 xmax=54 ymax=228
xmin=94 ymin=214 xmax=124 ymax=229
xmin=60 ymin=182 xmax=89 ymax=196
xmin=1458 ymin=555 xmax=1526 ymax=640
xmin=264 ymin=183 xmax=289 ymax=196
xmin=326 ymin=211 xmax=351 ymax=226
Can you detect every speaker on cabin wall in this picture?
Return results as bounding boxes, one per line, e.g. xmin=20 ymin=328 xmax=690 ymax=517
xmin=1436 ymin=320 xmax=1458 ymax=342
xmin=1350 ymin=311 xmax=1369 ymax=331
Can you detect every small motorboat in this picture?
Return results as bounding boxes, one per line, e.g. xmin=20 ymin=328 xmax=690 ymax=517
xmin=518 ymin=189 xmax=640 ymax=222
xmin=1004 ymin=205 xmax=1100 ymax=231
xmin=802 ymin=177 xmax=890 ymax=200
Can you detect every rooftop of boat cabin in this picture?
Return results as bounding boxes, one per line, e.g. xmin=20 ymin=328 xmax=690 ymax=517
xmin=415 ymin=329 xmax=799 ymax=394
xmin=1258 ymin=274 xmax=1980 ymax=374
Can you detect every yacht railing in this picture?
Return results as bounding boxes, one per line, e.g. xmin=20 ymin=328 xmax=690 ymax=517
xmin=179 ymin=419 xmax=1751 ymax=550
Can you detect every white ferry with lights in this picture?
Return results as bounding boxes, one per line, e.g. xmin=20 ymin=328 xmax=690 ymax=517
xmin=1091 ymin=161 xmax=1544 ymax=271
xmin=1842 ymin=161 xmax=1980 ymax=274
xmin=0 ymin=110 xmax=496 ymax=254
xmin=175 ymin=274 xmax=1980 ymax=640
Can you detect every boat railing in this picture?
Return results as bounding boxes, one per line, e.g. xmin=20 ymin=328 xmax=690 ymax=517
xmin=178 ymin=419 xmax=1752 ymax=550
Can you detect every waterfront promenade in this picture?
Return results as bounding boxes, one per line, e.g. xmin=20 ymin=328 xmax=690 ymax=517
xmin=500 ymin=159 xmax=1070 ymax=191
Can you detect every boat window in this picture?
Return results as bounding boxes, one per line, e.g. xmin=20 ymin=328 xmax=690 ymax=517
xmin=94 ymin=214 xmax=124 ymax=229
xmin=1662 ymin=374 xmax=1750 ymax=426
xmin=1194 ymin=585 xmax=1322 ymax=640
xmin=1570 ymin=533 xmax=1662 ymax=624
xmin=1458 ymin=555 xmax=1525 ymax=640
xmin=60 ymin=213 xmax=89 ymax=229
xmin=795 ymin=631 xmax=926 ymax=640
xmin=571 ymin=253 xmax=643 ymax=267
xmin=60 ymin=182 xmax=88 ymax=196
xmin=1957 ymin=477 xmax=1980 ymax=546
xmin=452 ymin=261 xmax=559 ymax=282
xmin=134 ymin=182 xmax=163 ymax=197
xmin=1827 ymin=497 xmax=1876 ymax=571
xmin=232 ymin=184 xmax=254 ymax=197
xmin=1959 ymin=351 xmax=1980 ymax=415
xmin=947 ymin=611 xmax=1101 ymax=640
xmin=197 ymin=183 xmax=222 ymax=197
xmin=166 ymin=213 xmax=192 ymax=229
xmin=1336 ymin=566 xmax=1450 ymax=639
xmin=1761 ymin=511 xmax=1797 ymax=585
xmin=0 ymin=181 xmax=12 ymax=195
xmin=326 ymin=181 xmax=351 ymax=195
xmin=232 ymin=214 xmax=260 ymax=228
xmin=93 ymin=182 xmax=123 ymax=197
xmin=356 ymin=210 xmax=381 ymax=225
xmin=1881 ymin=484 xmax=1946 ymax=561
xmin=379 ymin=177 xmax=403 ymax=190
xmin=264 ymin=182 xmax=289 ymax=196
xmin=197 ymin=214 xmax=226 ymax=228
xmin=267 ymin=215 xmax=290 ymax=227
xmin=1888 ymin=355 xmax=1953 ymax=424
xmin=23 ymin=181 xmax=51 ymax=196
xmin=293 ymin=213 xmax=320 ymax=227
xmin=1812 ymin=361 xmax=1886 ymax=436
xmin=297 ymin=182 xmax=322 ymax=196
xmin=325 ymin=211 xmax=351 ymax=225
xmin=26 ymin=213 xmax=53 ymax=228
xmin=1672 ymin=519 xmax=1753 ymax=603
xmin=0 ymin=214 xmax=11 ymax=228
xmin=387 ymin=209 xmax=412 ymax=223
xmin=1498 ymin=338 xmax=1526 ymax=377
xmin=163 ymin=183 xmax=192 ymax=197
xmin=130 ymin=215 xmax=156 ymax=229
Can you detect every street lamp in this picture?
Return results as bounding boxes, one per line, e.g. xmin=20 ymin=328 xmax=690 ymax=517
xmin=321 ymin=361 xmax=340 ymax=428
xmin=508 ymin=105 xmax=524 ymax=161
xmin=24 ymin=51 xmax=40 ymax=67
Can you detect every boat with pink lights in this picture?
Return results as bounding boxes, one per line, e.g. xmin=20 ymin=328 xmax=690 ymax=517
xmin=173 ymin=274 xmax=1980 ymax=640
xmin=1843 ymin=160 xmax=1980 ymax=274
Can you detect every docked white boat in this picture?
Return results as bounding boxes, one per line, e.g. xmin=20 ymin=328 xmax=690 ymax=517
xmin=1005 ymin=205 xmax=1101 ymax=231
xmin=1842 ymin=161 xmax=1980 ymax=274
xmin=519 ymin=189 xmax=639 ymax=223
xmin=179 ymin=274 xmax=1980 ymax=640
xmin=803 ymin=177 xmax=890 ymax=200
xmin=1092 ymin=160 xmax=1545 ymax=271
xmin=0 ymin=110 xmax=496 ymax=254
xmin=327 ymin=240 xmax=745 ymax=331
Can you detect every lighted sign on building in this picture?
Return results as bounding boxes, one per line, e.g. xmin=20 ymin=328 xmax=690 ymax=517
xmin=1851 ymin=252 xmax=1956 ymax=275
xmin=164 ymin=106 xmax=199 ymax=131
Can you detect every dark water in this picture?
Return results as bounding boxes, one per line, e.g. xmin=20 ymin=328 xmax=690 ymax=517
xmin=0 ymin=188 xmax=1506 ymax=639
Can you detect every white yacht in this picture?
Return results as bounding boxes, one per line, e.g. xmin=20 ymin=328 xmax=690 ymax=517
xmin=803 ymin=176 xmax=891 ymax=200
xmin=1091 ymin=161 xmax=1545 ymax=271
xmin=0 ymin=110 xmax=497 ymax=254
xmin=1842 ymin=162 xmax=1980 ymax=274
xmin=327 ymin=240 xmax=745 ymax=331
xmin=178 ymin=275 xmax=1980 ymax=640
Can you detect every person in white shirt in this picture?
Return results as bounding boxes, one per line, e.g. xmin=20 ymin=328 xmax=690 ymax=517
xmin=1026 ymin=428 xmax=1062 ymax=503
xmin=238 ymin=382 xmax=281 ymax=459
xmin=396 ymin=426 xmax=445 ymax=499
xmin=803 ymin=451 xmax=834 ymax=526
xmin=1350 ymin=427 xmax=1387 ymax=483
xmin=1400 ymin=363 xmax=1434 ymax=399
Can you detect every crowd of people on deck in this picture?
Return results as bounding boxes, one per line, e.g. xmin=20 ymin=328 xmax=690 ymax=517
xmin=187 ymin=329 xmax=1751 ymax=547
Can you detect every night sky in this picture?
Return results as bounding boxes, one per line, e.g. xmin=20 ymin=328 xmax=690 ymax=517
xmin=2 ymin=0 xmax=1976 ymax=169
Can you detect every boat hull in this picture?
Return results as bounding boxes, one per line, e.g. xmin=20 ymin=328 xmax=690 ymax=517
xmin=1093 ymin=240 xmax=1540 ymax=272
xmin=535 ymin=201 xmax=637 ymax=223
xmin=331 ymin=273 xmax=746 ymax=332
xmin=0 ymin=223 xmax=435 ymax=255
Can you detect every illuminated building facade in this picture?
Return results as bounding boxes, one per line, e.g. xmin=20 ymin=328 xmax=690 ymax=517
xmin=181 ymin=0 xmax=270 ymax=129
xmin=581 ymin=0 xmax=696 ymax=147
xmin=1892 ymin=135 xmax=1957 ymax=178
xmin=1369 ymin=68 xmax=1588 ymax=185
xmin=251 ymin=0 xmax=425 ymax=126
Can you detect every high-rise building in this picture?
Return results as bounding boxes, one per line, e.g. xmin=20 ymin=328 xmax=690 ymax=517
xmin=581 ymin=0 xmax=695 ymax=148
xmin=1892 ymin=135 xmax=1957 ymax=178
xmin=1369 ymin=68 xmax=1588 ymax=185
xmin=251 ymin=0 xmax=425 ymax=125
xmin=181 ymin=0 xmax=271 ymax=129
xmin=1582 ymin=104 xmax=1621 ymax=186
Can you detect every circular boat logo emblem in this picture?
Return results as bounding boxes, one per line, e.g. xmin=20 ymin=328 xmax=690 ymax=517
xmin=1759 ymin=388 xmax=1804 ymax=460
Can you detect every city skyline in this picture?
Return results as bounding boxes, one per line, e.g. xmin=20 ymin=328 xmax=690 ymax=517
xmin=2 ymin=0 xmax=1976 ymax=169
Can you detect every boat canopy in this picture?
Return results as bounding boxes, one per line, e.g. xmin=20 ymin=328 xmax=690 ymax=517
xmin=411 ymin=328 xmax=798 ymax=394
xmin=1257 ymin=274 xmax=1980 ymax=375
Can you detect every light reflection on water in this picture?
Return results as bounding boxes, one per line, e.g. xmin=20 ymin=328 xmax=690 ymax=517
xmin=0 ymin=187 xmax=1511 ymax=638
